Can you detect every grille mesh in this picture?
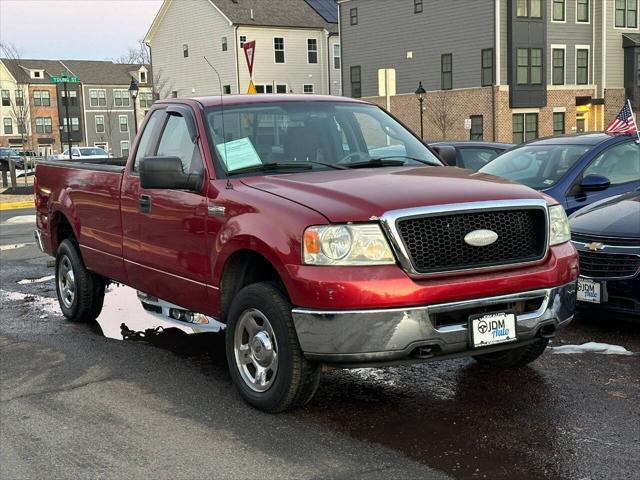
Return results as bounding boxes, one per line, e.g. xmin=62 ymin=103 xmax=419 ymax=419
xmin=578 ymin=251 xmax=640 ymax=278
xmin=396 ymin=209 xmax=547 ymax=274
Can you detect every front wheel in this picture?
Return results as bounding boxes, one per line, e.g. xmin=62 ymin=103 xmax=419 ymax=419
xmin=225 ymin=282 xmax=320 ymax=413
xmin=55 ymin=239 xmax=105 ymax=323
xmin=472 ymin=338 xmax=549 ymax=368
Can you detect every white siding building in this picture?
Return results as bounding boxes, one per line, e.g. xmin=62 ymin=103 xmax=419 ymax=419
xmin=145 ymin=0 xmax=341 ymax=98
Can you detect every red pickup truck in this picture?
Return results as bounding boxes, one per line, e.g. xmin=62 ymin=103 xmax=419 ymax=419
xmin=35 ymin=95 xmax=578 ymax=412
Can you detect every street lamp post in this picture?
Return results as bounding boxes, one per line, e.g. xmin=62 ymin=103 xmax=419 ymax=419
xmin=415 ymin=81 xmax=426 ymax=140
xmin=129 ymin=79 xmax=139 ymax=135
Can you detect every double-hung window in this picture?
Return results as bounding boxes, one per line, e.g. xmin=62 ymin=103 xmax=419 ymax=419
xmin=36 ymin=117 xmax=53 ymax=134
xmin=274 ymin=37 xmax=285 ymax=63
xmin=1 ymin=90 xmax=10 ymax=106
xmin=34 ymin=90 xmax=50 ymax=107
xmin=512 ymin=113 xmax=538 ymax=143
xmin=576 ymin=48 xmax=589 ymax=84
xmin=470 ymin=116 xmax=483 ymax=141
xmin=553 ymin=112 xmax=565 ymax=135
xmin=307 ymin=39 xmax=318 ymax=64
xmin=441 ymin=54 xmax=452 ymax=90
xmin=577 ymin=0 xmax=590 ymax=22
xmin=350 ymin=66 xmax=361 ymax=98
xmin=350 ymin=8 xmax=358 ymax=25
xmin=119 ymin=115 xmax=128 ymax=133
xmin=552 ymin=0 xmax=565 ymax=21
xmin=481 ymin=49 xmax=494 ymax=86
xmin=517 ymin=48 xmax=543 ymax=85
xmin=95 ymin=115 xmax=105 ymax=133
xmin=616 ymin=0 xmax=638 ymax=28
xmin=3 ymin=117 xmax=12 ymax=134
xmin=552 ymin=48 xmax=565 ymax=85
xmin=414 ymin=0 xmax=423 ymax=13
xmin=333 ymin=44 xmax=341 ymax=69
xmin=114 ymin=90 xmax=130 ymax=107
xmin=15 ymin=90 xmax=24 ymax=106
xmin=90 ymin=90 xmax=106 ymax=107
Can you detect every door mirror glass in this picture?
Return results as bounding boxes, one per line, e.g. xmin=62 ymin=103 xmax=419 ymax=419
xmin=580 ymin=174 xmax=610 ymax=191
xmin=139 ymin=156 xmax=203 ymax=191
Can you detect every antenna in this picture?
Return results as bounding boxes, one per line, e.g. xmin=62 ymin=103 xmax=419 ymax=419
xmin=203 ymin=56 xmax=232 ymax=190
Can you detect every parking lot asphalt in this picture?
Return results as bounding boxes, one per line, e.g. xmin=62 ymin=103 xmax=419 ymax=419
xmin=1 ymin=211 xmax=638 ymax=480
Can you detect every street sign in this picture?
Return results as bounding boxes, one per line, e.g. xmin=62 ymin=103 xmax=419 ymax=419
xmin=243 ymin=41 xmax=256 ymax=77
xmin=51 ymin=75 xmax=80 ymax=84
xmin=464 ymin=118 xmax=472 ymax=130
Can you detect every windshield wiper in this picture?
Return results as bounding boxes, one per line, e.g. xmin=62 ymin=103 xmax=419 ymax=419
xmin=344 ymin=156 xmax=440 ymax=169
xmin=227 ymin=162 xmax=313 ymax=176
xmin=372 ymin=155 xmax=441 ymax=166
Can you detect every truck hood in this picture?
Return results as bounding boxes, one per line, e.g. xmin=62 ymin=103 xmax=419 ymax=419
xmin=241 ymin=166 xmax=545 ymax=223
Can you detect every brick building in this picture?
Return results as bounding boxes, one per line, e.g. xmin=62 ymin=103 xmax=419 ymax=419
xmin=340 ymin=0 xmax=640 ymax=143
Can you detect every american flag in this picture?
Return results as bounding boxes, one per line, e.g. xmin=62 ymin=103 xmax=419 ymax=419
xmin=604 ymin=101 xmax=638 ymax=136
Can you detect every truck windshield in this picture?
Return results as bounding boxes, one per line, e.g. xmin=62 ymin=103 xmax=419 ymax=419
xmin=205 ymin=101 xmax=441 ymax=175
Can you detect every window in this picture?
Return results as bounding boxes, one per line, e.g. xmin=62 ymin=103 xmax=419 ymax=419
xmin=90 ymin=89 xmax=106 ymax=107
xmin=553 ymin=112 xmax=565 ymax=135
xmin=333 ymin=44 xmax=341 ymax=69
xmin=552 ymin=0 xmax=565 ymax=21
xmin=239 ymin=35 xmax=247 ymax=48
xmin=132 ymin=109 xmax=162 ymax=172
xmin=61 ymin=90 xmax=78 ymax=107
xmin=552 ymin=48 xmax=565 ymax=85
xmin=114 ymin=89 xmax=130 ymax=107
xmin=274 ymin=37 xmax=285 ymax=63
xmin=470 ymin=115 xmax=483 ymax=140
xmin=223 ymin=85 xmax=231 ymax=95
xmin=171 ymin=91 xmax=178 ymax=98
xmin=1 ymin=90 xmax=9 ymax=106
xmin=512 ymin=113 xmax=538 ymax=143
xmin=62 ymin=118 xmax=79 ymax=132
xmin=530 ymin=0 xmax=541 ymax=17
xmin=33 ymin=71 xmax=42 ymax=78
xmin=350 ymin=8 xmax=358 ymax=25
xmin=481 ymin=49 xmax=494 ymax=86
xmin=577 ymin=0 xmax=590 ymax=22
xmin=140 ymin=70 xmax=147 ymax=83
xmin=255 ymin=85 xmax=274 ymax=94
xmin=516 ymin=0 xmax=528 ymax=16
xmin=139 ymin=92 xmax=153 ymax=108
xmin=441 ymin=54 xmax=452 ymax=90
xmin=577 ymin=48 xmax=589 ymax=84
xmin=3 ymin=117 xmax=12 ymax=134
xmin=583 ymin=141 xmax=640 ymax=186
xmin=33 ymin=90 xmax=50 ymax=106
xmin=95 ymin=115 xmax=105 ymax=133
xmin=157 ymin=114 xmax=203 ymax=175
xmin=121 ymin=141 xmax=130 ymax=158
xmin=303 ymin=84 xmax=314 ymax=94
xmin=307 ymin=39 xmax=318 ymax=64
xmin=517 ymin=48 xmax=529 ymax=84
xmin=350 ymin=66 xmax=361 ymax=98
xmin=276 ymin=84 xmax=288 ymax=94
xmin=183 ymin=44 xmax=189 ymax=57
xmin=119 ymin=115 xmax=128 ymax=133
xmin=616 ymin=0 xmax=638 ymax=28
xmin=36 ymin=117 xmax=53 ymax=134
xmin=222 ymin=36 xmax=228 ymax=51
xmin=531 ymin=48 xmax=543 ymax=84
xmin=414 ymin=0 xmax=423 ymax=13
xmin=15 ymin=90 xmax=24 ymax=107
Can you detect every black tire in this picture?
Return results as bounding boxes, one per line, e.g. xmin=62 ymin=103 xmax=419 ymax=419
xmin=225 ymin=282 xmax=320 ymax=413
xmin=55 ymin=239 xmax=105 ymax=323
xmin=472 ymin=338 xmax=549 ymax=368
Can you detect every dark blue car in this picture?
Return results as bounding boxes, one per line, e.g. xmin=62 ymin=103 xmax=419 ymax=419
xmin=569 ymin=191 xmax=640 ymax=318
xmin=480 ymin=134 xmax=640 ymax=214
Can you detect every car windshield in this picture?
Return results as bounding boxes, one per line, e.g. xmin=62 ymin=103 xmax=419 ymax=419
xmin=480 ymin=144 xmax=591 ymax=189
xmin=205 ymin=101 xmax=441 ymax=175
xmin=80 ymin=147 xmax=107 ymax=156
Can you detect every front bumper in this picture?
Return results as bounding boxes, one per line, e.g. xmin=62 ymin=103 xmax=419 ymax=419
xmin=292 ymin=280 xmax=576 ymax=364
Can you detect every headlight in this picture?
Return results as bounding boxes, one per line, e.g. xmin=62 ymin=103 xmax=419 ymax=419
xmin=303 ymin=224 xmax=395 ymax=265
xmin=549 ymin=204 xmax=571 ymax=246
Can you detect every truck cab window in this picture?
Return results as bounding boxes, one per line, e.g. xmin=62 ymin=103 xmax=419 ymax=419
xmin=132 ymin=110 xmax=162 ymax=172
xmin=157 ymin=114 xmax=203 ymax=174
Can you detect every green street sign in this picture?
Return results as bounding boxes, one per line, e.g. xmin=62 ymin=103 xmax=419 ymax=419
xmin=51 ymin=75 xmax=80 ymax=84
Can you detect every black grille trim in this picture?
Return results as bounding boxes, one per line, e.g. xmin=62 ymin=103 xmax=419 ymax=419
xmin=395 ymin=208 xmax=548 ymax=274
xmin=577 ymin=250 xmax=640 ymax=279
xmin=572 ymin=233 xmax=640 ymax=247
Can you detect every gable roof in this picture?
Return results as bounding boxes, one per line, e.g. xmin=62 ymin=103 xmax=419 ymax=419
xmin=1 ymin=59 xmax=67 ymax=84
xmin=60 ymin=60 xmax=149 ymax=85
xmin=145 ymin=0 xmax=338 ymax=44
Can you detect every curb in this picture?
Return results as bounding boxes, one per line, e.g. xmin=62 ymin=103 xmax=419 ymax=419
xmin=0 ymin=201 xmax=34 ymax=211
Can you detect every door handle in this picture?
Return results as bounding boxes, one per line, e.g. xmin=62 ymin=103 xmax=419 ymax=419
xmin=139 ymin=194 xmax=151 ymax=213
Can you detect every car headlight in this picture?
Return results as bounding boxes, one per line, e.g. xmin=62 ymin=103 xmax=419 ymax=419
xmin=549 ymin=204 xmax=571 ymax=246
xmin=303 ymin=224 xmax=395 ymax=265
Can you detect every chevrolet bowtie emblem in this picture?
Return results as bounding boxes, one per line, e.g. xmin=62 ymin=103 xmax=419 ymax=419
xmin=585 ymin=242 xmax=604 ymax=251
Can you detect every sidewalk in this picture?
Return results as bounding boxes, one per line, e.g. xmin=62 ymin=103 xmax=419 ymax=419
xmin=1 ymin=174 xmax=34 ymax=210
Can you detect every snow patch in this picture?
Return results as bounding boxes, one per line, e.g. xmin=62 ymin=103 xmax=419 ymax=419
xmin=549 ymin=342 xmax=635 ymax=356
xmin=1 ymin=215 xmax=36 ymax=225
xmin=18 ymin=275 xmax=55 ymax=284
xmin=0 ymin=289 xmax=60 ymax=313
xmin=0 ymin=243 xmax=35 ymax=251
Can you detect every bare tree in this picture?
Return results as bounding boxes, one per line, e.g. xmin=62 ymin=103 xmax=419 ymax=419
xmin=98 ymin=99 xmax=117 ymax=156
xmin=429 ymin=91 xmax=455 ymax=140
xmin=151 ymin=67 xmax=174 ymax=100
xmin=113 ymin=39 xmax=150 ymax=65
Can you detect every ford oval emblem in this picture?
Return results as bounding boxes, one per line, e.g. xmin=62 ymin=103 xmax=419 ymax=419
xmin=464 ymin=229 xmax=499 ymax=247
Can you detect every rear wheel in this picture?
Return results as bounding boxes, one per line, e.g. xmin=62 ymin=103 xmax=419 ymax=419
xmin=472 ymin=338 xmax=549 ymax=368
xmin=225 ymin=282 xmax=320 ymax=413
xmin=55 ymin=239 xmax=105 ymax=323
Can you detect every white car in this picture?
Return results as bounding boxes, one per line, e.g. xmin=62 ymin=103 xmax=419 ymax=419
xmin=56 ymin=147 xmax=110 ymax=160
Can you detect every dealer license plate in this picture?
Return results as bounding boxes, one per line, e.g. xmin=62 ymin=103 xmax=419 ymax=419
xmin=577 ymin=277 xmax=602 ymax=303
xmin=469 ymin=311 xmax=517 ymax=348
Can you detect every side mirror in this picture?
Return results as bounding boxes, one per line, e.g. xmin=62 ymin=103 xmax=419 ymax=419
xmin=431 ymin=145 xmax=457 ymax=166
xmin=139 ymin=156 xmax=203 ymax=191
xmin=580 ymin=174 xmax=610 ymax=191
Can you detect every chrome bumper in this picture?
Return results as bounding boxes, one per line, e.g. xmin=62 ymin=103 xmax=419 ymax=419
xmin=292 ymin=281 xmax=577 ymax=364
xmin=34 ymin=229 xmax=44 ymax=252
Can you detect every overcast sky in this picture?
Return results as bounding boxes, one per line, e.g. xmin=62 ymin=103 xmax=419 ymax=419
xmin=0 ymin=0 xmax=163 ymax=60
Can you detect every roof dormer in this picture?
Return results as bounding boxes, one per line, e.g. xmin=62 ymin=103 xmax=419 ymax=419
xmin=138 ymin=66 xmax=148 ymax=84
xmin=30 ymin=69 xmax=45 ymax=79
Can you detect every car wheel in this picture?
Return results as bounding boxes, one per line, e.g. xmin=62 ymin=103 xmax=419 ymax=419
xmin=472 ymin=338 xmax=549 ymax=368
xmin=55 ymin=238 xmax=105 ymax=323
xmin=225 ymin=282 xmax=321 ymax=413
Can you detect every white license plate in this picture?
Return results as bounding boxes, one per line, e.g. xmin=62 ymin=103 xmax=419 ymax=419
xmin=577 ymin=277 xmax=601 ymax=303
xmin=469 ymin=312 xmax=517 ymax=348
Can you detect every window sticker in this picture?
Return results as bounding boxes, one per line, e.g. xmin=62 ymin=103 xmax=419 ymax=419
xmin=216 ymin=137 xmax=262 ymax=171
